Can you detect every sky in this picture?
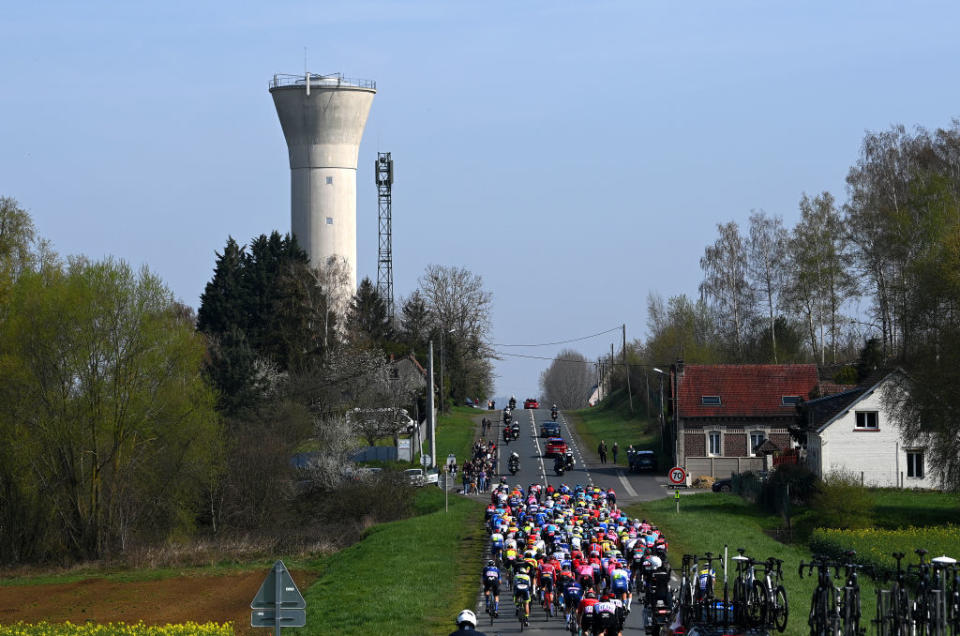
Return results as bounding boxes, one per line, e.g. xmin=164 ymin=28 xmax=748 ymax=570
xmin=2 ymin=1 xmax=960 ymax=399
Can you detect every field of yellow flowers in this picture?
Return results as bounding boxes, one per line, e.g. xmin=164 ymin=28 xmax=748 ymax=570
xmin=810 ymin=524 xmax=960 ymax=573
xmin=0 ymin=622 xmax=233 ymax=635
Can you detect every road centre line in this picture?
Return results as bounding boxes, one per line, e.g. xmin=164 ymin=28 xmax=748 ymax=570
xmin=558 ymin=413 xmax=592 ymax=487
xmin=529 ymin=409 xmax=547 ymax=487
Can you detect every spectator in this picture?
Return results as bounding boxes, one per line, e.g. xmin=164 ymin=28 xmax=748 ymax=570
xmin=598 ymin=440 xmax=608 ymax=464
xmin=612 ymin=441 xmax=619 ymax=464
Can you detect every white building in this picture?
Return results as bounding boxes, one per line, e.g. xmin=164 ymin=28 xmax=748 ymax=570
xmin=798 ymin=370 xmax=936 ymax=489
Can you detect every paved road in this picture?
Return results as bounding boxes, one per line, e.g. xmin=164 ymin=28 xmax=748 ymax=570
xmin=493 ymin=408 xmax=669 ymax=504
xmin=471 ymin=408 xmax=669 ymax=635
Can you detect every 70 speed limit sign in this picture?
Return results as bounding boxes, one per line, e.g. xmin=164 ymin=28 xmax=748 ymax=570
xmin=668 ymin=466 xmax=687 ymax=485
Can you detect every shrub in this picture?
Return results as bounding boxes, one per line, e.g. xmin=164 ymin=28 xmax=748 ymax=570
xmin=732 ymin=471 xmax=764 ymax=502
xmin=833 ymin=365 xmax=859 ymax=385
xmin=758 ymin=463 xmax=818 ymax=513
xmin=810 ymin=470 xmax=875 ymax=529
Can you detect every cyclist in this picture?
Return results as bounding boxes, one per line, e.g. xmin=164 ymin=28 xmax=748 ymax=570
xmin=609 ymin=560 xmax=632 ymax=612
xmin=481 ymin=559 xmax=500 ymax=618
xmin=562 ymin=577 xmax=585 ymax=628
xmin=594 ymin=593 xmax=621 ymax=636
xmin=513 ymin=567 xmax=533 ymax=624
xmin=538 ymin=557 xmax=556 ymax=615
xmin=489 ymin=529 xmax=504 ymax=563
xmin=577 ymin=589 xmax=600 ymax=635
xmin=449 ymin=609 xmax=487 ymax=635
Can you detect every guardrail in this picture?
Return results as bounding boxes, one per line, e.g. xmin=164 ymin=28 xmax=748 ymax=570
xmin=269 ymin=73 xmax=376 ymax=90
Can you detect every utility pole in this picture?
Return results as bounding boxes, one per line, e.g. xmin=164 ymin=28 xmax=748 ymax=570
xmin=427 ymin=340 xmax=436 ymax=469
xmin=623 ymin=324 xmax=634 ymax=412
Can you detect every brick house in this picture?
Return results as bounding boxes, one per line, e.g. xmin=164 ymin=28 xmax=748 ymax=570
xmin=672 ymin=363 xmax=820 ymax=479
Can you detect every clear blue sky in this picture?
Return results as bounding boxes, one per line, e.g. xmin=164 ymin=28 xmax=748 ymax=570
xmin=2 ymin=1 xmax=959 ymax=399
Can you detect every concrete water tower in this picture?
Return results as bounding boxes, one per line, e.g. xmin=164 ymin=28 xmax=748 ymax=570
xmin=269 ymin=72 xmax=376 ymax=296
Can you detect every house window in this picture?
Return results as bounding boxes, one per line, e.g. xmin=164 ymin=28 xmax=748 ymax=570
xmin=325 ymin=176 xmax=334 ymax=184
xmin=907 ymin=451 xmax=924 ymax=478
xmin=326 ymin=217 xmax=334 ymax=225
xmin=855 ymin=411 xmax=878 ymax=429
xmin=701 ymin=396 xmax=721 ymax=406
xmin=708 ymin=431 xmax=721 ymax=455
xmin=781 ymin=396 xmax=801 ymax=406
xmin=750 ymin=431 xmax=766 ymax=452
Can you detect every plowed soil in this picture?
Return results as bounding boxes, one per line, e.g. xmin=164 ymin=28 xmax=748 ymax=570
xmin=0 ymin=569 xmax=316 ymax=635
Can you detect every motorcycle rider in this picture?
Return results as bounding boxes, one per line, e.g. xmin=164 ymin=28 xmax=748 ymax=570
xmin=564 ymin=450 xmax=575 ymax=470
xmin=554 ymin=454 xmax=565 ymax=475
xmin=509 ymin=452 xmax=520 ymax=474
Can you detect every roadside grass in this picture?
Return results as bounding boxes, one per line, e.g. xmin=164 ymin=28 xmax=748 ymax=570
xmin=568 ymin=390 xmax=665 ymax=468
xmin=292 ymin=493 xmax=486 ymax=635
xmin=624 ymin=492 xmax=877 ymax=636
xmin=871 ymin=488 xmax=960 ymax=528
xmin=434 ymin=406 xmax=483 ymax=467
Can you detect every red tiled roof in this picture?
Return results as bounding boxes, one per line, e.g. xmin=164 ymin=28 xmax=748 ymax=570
xmin=677 ymin=364 xmax=819 ymax=418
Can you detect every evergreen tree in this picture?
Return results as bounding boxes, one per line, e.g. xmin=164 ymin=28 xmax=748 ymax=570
xmin=346 ymin=277 xmax=393 ymax=347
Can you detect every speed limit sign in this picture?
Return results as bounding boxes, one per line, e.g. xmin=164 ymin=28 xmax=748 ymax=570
xmin=668 ymin=466 xmax=687 ymax=485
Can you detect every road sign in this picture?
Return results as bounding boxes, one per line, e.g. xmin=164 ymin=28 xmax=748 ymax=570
xmin=251 ymin=560 xmax=306 ymax=609
xmin=668 ymin=466 xmax=687 ymax=485
xmin=251 ymin=560 xmax=306 ymax=634
xmin=251 ymin=609 xmax=306 ymax=628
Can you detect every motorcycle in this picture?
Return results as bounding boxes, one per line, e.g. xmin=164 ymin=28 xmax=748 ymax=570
xmin=509 ymin=397 xmax=516 ymax=410
xmin=509 ymin=423 xmax=520 ymax=440
xmin=551 ymin=409 xmax=558 ymax=421
xmin=508 ymin=455 xmax=520 ymax=475
xmin=564 ymin=451 xmax=575 ymax=470
xmin=553 ymin=459 xmax=565 ymax=476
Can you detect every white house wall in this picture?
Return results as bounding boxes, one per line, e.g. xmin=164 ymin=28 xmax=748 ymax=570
xmin=817 ymin=383 xmax=935 ymax=489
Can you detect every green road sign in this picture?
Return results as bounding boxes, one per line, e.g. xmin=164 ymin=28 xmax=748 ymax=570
xmin=251 ymin=560 xmax=306 ymax=609
xmin=251 ymin=609 xmax=306 ymax=628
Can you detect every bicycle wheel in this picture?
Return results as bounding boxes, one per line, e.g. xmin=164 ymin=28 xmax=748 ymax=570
xmin=747 ymin=580 xmax=767 ymax=627
xmin=733 ymin=579 xmax=746 ymax=625
xmin=774 ymin=584 xmax=789 ymax=633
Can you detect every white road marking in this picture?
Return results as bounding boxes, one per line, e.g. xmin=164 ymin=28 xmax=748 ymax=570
xmin=617 ymin=469 xmax=638 ymax=497
xmin=558 ymin=413 xmax=593 ymax=487
xmin=528 ymin=409 xmax=547 ymax=486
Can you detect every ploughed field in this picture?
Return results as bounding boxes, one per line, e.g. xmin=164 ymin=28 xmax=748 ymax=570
xmin=0 ymin=569 xmax=316 ymax=635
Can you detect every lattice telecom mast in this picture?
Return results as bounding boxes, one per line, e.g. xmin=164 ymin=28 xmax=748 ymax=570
xmin=375 ymin=152 xmax=395 ymax=320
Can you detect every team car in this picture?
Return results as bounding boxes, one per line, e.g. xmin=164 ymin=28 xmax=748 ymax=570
xmin=540 ymin=421 xmax=560 ymax=437
xmin=545 ymin=437 xmax=568 ymax=457
xmin=524 ymin=398 xmax=540 ymax=409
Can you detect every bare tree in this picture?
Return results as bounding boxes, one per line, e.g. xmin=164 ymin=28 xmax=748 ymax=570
xmin=418 ymin=264 xmax=494 ymax=401
xmin=539 ymin=349 xmax=593 ymax=410
xmin=746 ymin=210 xmax=788 ymax=362
xmin=700 ymin=221 xmax=755 ymax=360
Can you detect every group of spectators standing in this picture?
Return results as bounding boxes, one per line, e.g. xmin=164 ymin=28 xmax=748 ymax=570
xmin=460 ymin=438 xmax=498 ymax=494
xmin=596 ymin=440 xmax=620 ymax=464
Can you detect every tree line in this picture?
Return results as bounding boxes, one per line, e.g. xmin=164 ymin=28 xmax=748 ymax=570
xmin=602 ymin=120 xmax=960 ymax=490
xmin=0 ymin=197 xmax=495 ymax=565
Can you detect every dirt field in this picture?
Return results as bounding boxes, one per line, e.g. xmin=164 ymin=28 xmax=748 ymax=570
xmin=0 ymin=569 xmax=316 ymax=635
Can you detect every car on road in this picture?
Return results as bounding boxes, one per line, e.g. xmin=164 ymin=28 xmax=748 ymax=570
xmin=627 ymin=449 xmax=657 ymax=472
xmin=545 ymin=437 xmax=567 ymax=457
xmin=524 ymin=398 xmax=539 ymax=409
xmin=711 ymin=477 xmax=732 ymax=492
xmin=540 ymin=421 xmax=560 ymax=437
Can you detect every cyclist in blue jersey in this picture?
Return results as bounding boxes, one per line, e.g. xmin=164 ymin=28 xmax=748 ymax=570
xmin=481 ymin=559 xmax=501 ymax=617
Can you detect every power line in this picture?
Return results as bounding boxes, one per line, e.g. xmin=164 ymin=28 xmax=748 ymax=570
xmin=495 ymin=350 xmax=665 ymax=369
xmin=492 ymin=326 xmax=622 ymax=348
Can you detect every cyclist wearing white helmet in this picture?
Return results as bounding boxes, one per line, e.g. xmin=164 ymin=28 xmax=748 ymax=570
xmin=449 ymin=609 xmax=487 ymax=635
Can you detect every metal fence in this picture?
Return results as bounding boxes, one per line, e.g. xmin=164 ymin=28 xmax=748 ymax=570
xmin=269 ymin=73 xmax=376 ymax=90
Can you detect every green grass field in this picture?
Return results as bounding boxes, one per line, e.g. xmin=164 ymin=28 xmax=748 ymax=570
xmin=568 ymin=390 xmax=666 ymax=468
xmin=292 ymin=492 xmax=485 ymax=635
xmin=434 ymin=406 xmax=482 ymax=468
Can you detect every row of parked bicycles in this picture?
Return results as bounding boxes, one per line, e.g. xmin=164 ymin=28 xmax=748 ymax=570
xmin=674 ymin=548 xmax=790 ymax=635
xmin=801 ymin=549 xmax=960 ymax=636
